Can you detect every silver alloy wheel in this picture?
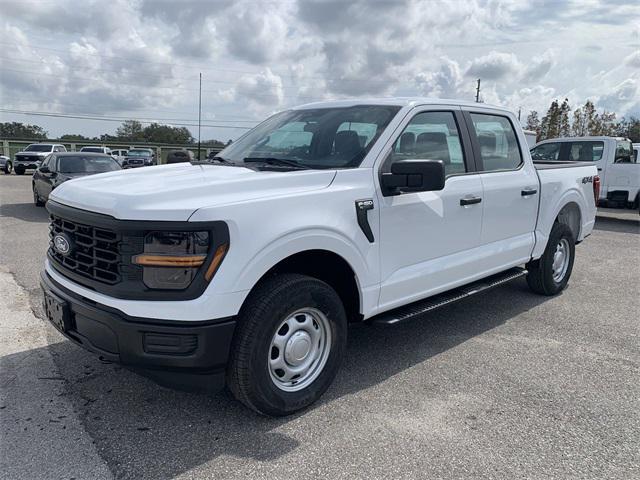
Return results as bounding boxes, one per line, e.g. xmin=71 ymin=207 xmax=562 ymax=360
xmin=268 ymin=307 xmax=331 ymax=392
xmin=551 ymin=238 xmax=570 ymax=282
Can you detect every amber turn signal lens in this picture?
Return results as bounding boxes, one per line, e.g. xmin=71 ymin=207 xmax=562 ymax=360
xmin=205 ymin=244 xmax=228 ymax=281
xmin=132 ymin=254 xmax=207 ymax=267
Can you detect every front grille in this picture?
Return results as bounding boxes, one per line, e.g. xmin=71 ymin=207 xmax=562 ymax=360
xmin=127 ymin=158 xmax=143 ymax=165
xmin=49 ymin=215 xmax=121 ymax=284
xmin=16 ymin=155 xmax=36 ymax=162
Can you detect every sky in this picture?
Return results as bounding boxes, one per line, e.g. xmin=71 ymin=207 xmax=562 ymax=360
xmin=1 ymin=0 xmax=639 ymax=142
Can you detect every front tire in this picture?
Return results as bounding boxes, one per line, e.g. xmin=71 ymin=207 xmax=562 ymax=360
xmin=227 ymin=273 xmax=347 ymax=416
xmin=33 ymin=185 xmax=44 ymax=206
xmin=526 ymin=223 xmax=575 ymax=296
xmin=3 ymin=161 xmax=11 ymax=174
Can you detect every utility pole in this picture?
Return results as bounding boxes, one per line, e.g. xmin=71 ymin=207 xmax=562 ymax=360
xmin=475 ymin=79 xmax=481 ymax=103
xmin=197 ymin=72 xmax=202 ymax=160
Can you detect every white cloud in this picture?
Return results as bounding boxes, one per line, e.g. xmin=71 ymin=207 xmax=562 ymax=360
xmin=1 ymin=0 xmax=639 ymax=139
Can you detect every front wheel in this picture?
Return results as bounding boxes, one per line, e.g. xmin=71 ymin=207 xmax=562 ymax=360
xmin=227 ymin=273 xmax=347 ymax=416
xmin=33 ymin=185 xmax=45 ymax=206
xmin=3 ymin=161 xmax=11 ymax=174
xmin=526 ymin=223 xmax=575 ymax=296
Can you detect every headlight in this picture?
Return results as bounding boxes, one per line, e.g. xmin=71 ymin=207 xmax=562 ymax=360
xmin=132 ymin=231 xmax=227 ymax=290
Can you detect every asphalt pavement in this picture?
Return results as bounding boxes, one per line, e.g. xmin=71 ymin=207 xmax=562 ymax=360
xmin=1 ymin=173 xmax=639 ymax=479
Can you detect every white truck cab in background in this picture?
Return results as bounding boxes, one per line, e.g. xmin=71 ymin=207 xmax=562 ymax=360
xmin=532 ymin=136 xmax=638 ymax=209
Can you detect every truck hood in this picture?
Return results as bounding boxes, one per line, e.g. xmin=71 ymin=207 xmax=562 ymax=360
xmin=49 ymin=163 xmax=337 ymax=221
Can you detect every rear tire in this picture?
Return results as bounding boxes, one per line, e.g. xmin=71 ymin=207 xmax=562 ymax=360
xmin=526 ymin=222 xmax=575 ymax=296
xmin=227 ymin=273 xmax=347 ymax=416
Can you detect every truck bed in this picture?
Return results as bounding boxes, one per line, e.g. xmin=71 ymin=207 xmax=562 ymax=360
xmin=533 ymin=160 xmax=595 ymax=170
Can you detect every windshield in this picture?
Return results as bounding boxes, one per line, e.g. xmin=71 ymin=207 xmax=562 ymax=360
xmin=531 ymin=141 xmax=604 ymax=161
xmin=127 ymin=150 xmax=152 ymax=157
xmin=25 ymin=144 xmax=53 ymax=152
xmin=80 ymin=147 xmax=104 ymax=153
xmin=58 ymin=156 xmax=120 ymax=174
xmin=218 ymin=105 xmax=401 ymax=169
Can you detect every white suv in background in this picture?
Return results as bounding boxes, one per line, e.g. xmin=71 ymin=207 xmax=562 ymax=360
xmin=14 ymin=143 xmax=67 ymax=175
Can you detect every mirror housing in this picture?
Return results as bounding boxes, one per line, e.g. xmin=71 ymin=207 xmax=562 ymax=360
xmin=381 ymin=159 xmax=446 ymax=196
xmin=39 ymin=165 xmax=50 ymax=174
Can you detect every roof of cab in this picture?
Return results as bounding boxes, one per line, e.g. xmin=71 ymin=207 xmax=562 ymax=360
xmin=535 ymin=136 xmax=629 ymax=144
xmin=292 ymin=97 xmax=512 ymax=113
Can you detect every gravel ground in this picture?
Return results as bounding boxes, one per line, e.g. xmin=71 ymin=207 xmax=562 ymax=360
xmin=1 ymin=173 xmax=639 ymax=480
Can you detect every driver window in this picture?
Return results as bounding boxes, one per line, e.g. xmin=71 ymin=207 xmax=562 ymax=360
xmin=389 ymin=111 xmax=467 ymax=176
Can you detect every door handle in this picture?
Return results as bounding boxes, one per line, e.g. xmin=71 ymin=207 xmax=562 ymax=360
xmin=460 ymin=196 xmax=482 ymax=206
xmin=521 ymin=188 xmax=537 ymax=196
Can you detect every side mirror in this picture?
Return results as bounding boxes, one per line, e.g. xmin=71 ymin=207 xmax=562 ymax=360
xmin=381 ymin=159 xmax=445 ymax=196
xmin=39 ymin=165 xmax=50 ymax=174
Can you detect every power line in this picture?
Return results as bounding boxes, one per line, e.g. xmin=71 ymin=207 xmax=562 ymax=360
xmin=0 ymin=109 xmax=253 ymax=130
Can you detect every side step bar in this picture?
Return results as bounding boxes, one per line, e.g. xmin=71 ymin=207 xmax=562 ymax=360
xmin=369 ymin=267 xmax=527 ymax=326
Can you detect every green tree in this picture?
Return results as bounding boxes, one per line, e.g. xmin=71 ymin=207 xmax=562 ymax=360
xmin=0 ymin=122 xmax=48 ymax=139
xmin=60 ymin=133 xmax=93 ymax=141
xmin=559 ymin=98 xmax=571 ymax=137
xmin=615 ymin=117 xmax=640 ymax=142
xmin=142 ymin=123 xmax=193 ymax=144
xmin=525 ymin=110 xmax=540 ymax=137
xmin=572 ymin=106 xmax=588 ymax=136
xmin=540 ymin=100 xmax=561 ymax=140
xmin=115 ymin=120 xmax=144 ymax=141
xmin=583 ymin=100 xmax=601 ymax=135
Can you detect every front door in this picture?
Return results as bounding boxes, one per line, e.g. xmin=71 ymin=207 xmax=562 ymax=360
xmin=376 ymin=108 xmax=484 ymax=312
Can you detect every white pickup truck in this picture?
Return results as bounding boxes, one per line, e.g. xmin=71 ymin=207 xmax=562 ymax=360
xmin=40 ymin=99 xmax=598 ymax=416
xmin=532 ymin=136 xmax=638 ymax=209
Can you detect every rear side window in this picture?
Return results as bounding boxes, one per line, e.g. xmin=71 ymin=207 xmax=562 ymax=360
xmin=568 ymin=141 xmax=604 ymax=161
xmin=389 ymin=111 xmax=467 ymax=176
xmin=615 ymin=140 xmax=633 ymax=163
xmin=468 ymin=113 xmax=522 ymax=171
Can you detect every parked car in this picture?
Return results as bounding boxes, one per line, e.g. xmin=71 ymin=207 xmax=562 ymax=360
xmin=32 ymin=153 xmax=121 ymax=206
xmin=110 ymin=149 xmax=129 ymax=165
xmin=41 ymin=98 xmax=598 ymax=416
xmin=1 ymin=155 xmax=11 ymax=174
xmin=633 ymin=143 xmax=639 ymax=164
xmin=122 ymin=148 xmax=155 ymax=168
xmin=166 ymin=149 xmax=195 ymax=164
xmin=80 ymin=146 xmax=112 ymax=156
xmin=532 ymin=136 xmax=638 ymax=208
xmin=14 ymin=143 xmax=66 ymax=175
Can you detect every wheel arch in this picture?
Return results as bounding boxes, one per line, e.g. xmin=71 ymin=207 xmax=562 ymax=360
xmin=240 ymin=249 xmax=364 ymax=323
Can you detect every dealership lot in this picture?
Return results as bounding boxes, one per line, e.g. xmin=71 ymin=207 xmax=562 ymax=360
xmin=1 ymin=174 xmax=639 ymax=479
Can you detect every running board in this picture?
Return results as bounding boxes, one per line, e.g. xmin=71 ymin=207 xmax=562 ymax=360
xmin=370 ymin=267 xmax=527 ymax=326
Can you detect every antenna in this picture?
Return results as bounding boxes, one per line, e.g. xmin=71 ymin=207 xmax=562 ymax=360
xmin=475 ymin=79 xmax=481 ymax=103
xmin=198 ymin=72 xmax=202 ymax=160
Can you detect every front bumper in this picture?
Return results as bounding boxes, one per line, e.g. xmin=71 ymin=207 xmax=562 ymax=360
xmin=40 ymin=270 xmax=236 ymax=392
xmin=15 ymin=161 xmax=41 ymax=170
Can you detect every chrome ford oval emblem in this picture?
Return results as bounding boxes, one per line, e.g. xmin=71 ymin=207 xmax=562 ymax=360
xmin=53 ymin=234 xmax=71 ymax=256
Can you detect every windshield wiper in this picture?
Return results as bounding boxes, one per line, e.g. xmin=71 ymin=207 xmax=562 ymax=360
xmin=242 ymin=157 xmax=310 ymax=170
xmin=209 ymin=156 xmax=233 ymax=164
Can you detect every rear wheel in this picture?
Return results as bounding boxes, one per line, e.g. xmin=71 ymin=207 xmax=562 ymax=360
xmin=227 ymin=273 xmax=347 ymax=416
xmin=526 ymin=223 xmax=575 ymax=296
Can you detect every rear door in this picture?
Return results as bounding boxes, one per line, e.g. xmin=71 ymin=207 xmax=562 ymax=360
xmin=376 ymin=107 xmax=485 ymax=311
xmin=464 ymin=110 xmax=538 ymax=269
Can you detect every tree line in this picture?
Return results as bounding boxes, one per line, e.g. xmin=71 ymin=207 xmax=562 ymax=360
xmin=525 ymin=99 xmax=640 ymax=143
xmin=0 ymin=120 xmax=227 ymax=147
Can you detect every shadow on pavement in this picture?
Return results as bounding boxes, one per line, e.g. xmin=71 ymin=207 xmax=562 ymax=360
xmin=5 ymin=279 xmax=550 ymax=479
xmin=0 ymin=202 xmax=49 ymax=223
xmin=594 ymin=216 xmax=640 ymax=235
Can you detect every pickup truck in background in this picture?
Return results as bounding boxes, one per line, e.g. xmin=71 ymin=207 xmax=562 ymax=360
xmin=14 ymin=143 xmax=67 ymax=175
xmin=532 ymin=136 xmax=638 ymax=209
xmin=40 ymin=99 xmax=598 ymax=416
